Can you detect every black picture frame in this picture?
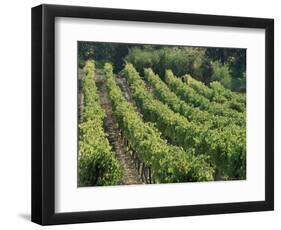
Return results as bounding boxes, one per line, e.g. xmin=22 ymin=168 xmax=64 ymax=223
xmin=31 ymin=4 xmax=274 ymax=225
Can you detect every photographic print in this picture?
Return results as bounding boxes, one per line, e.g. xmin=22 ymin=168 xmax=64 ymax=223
xmin=32 ymin=4 xmax=274 ymax=225
xmin=77 ymin=42 xmax=246 ymax=187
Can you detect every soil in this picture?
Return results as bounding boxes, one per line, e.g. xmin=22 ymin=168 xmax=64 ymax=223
xmin=78 ymin=68 xmax=84 ymax=122
xmin=95 ymin=69 xmax=143 ymax=185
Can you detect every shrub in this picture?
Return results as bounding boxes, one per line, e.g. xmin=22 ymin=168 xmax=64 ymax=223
xmin=211 ymin=61 xmax=232 ymax=89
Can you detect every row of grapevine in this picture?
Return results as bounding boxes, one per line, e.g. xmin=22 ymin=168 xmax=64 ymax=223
xmin=123 ymin=63 xmax=246 ymax=179
xmin=210 ymin=80 xmax=246 ymax=105
xmin=78 ymin=60 xmax=123 ymax=186
xmin=144 ymin=68 xmax=242 ymax=129
xmin=165 ymin=70 xmax=246 ymax=127
xmin=104 ymin=63 xmax=214 ymax=183
xmin=182 ymin=74 xmax=245 ymax=112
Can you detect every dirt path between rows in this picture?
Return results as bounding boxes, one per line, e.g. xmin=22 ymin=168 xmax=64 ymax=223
xmin=115 ymin=73 xmax=144 ymax=115
xmin=78 ymin=68 xmax=84 ymax=123
xmin=95 ymin=69 xmax=143 ymax=185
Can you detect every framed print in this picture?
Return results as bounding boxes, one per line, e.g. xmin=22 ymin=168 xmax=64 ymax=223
xmin=31 ymin=4 xmax=274 ymax=225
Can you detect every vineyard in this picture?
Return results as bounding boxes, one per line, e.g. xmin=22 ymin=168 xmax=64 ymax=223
xmin=78 ymin=58 xmax=246 ymax=186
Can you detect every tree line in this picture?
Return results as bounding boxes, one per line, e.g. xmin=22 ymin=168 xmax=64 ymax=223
xmin=78 ymin=42 xmax=246 ymax=92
